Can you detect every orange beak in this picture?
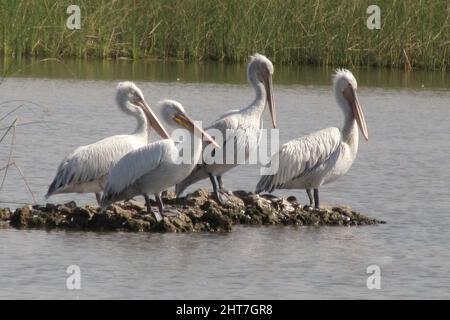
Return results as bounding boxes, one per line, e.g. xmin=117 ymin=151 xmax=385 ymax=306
xmin=173 ymin=110 xmax=221 ymax=149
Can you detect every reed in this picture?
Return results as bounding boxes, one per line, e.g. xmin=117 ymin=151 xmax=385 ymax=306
xmin=0 ymin=112 xmax=36 ymax=204
xmin=0 ymin=0 xmax=449 ymax=69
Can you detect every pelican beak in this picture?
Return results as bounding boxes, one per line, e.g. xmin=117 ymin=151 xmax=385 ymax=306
xmin=138 ymin=100 xmax=170 ymax=139
xmin=343 ymin=85 xmax=369 ymax=141
xmin=173 ymin=111 xmax=221 ymax=149
xmin=263 ymin=72 xmax=277 ymax=128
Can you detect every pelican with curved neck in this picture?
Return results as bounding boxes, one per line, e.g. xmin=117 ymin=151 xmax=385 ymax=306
xmin=101 ymin=99 xmax=219 ymax=222
xmin=115 ymin=81 xmax=170 ymax=139
xmin=175 ymin=53 xmax=278 ymax=205
xmin=245 ymin=53 xmax=277 ymax=128
xmin=46 ymin=82 xmax=169 ymax=205
xmin=256 ymin=69 xmax=369 ymax=209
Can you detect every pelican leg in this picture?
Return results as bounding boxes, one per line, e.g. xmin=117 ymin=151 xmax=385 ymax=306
xmin=218 ymin=175 xmax=234 ymax=195
xmin=217 ymin=175 xmax=224 ymax=190
xmin=144 ymin=193 xmax=163 ymax=222
xmin=209 ymin=173 xmax=230 ymax=205
xmin=314 ymin=189 xmax=320 ymax=208
xmin=155 ymin=193 xmax=180 ymax=218
xmin=306 ymin=189 xmax=313 ymax=206
xmin=95 ymin=192 xmax=102 ymax=205
xmin=209 ymin=173 xmax=218 ymax=194
xmin=216 ymin=175 xmax=229 ymax=191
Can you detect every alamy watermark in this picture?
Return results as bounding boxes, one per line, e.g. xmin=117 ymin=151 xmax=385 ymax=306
xmin=170 ymin=123 xmax=280 ymax=175
xmin=66 ymin=5 xmax=81 ymax=30
xmin=366 ymin=5 xmax=381 ymax=30
xmin=66 ymin=265 xmax=81 ymax=290
xmin=366 ymin=265 xmax=381 ymax=290
xmin=65 ymin=4 xmax=381 ymax=33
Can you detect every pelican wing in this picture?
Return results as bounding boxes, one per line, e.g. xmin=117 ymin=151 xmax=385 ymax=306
xmin=102 ymin=139 xmax=174 ymax=200
xmin=213 ymin=109 xmax=240 ymax=122
xmin=205 ymin=110 xmax=261 ymax=163
xmin=46 ymin=134 xmax=144 ymax=197
xmin=203 ymin=111 xmax=241 ymax=163
xmin=206 ymin=110 xmax=240 ymax=139
xmin=256 ymin=127 xmax=341 ymax=192
xmin=176 ymin=110 xmax=261 ymax=196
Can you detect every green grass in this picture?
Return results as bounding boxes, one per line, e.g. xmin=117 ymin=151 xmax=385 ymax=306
xmin=0 ymin=0 xmax=449 ymax=69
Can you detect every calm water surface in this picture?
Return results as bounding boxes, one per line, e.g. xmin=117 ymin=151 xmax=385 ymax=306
xmin=0 ymin=60 xmax=449 ymax=299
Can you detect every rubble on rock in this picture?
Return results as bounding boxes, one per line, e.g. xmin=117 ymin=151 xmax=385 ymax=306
xmin=3 ymin=189 xmax=385 ymax=232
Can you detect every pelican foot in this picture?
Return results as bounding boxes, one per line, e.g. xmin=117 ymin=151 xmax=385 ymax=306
xmin=219 ymin=188 xmax=232 ymax=195
xmin=161 ymin=209 xmax=181 ymax=217
xmin=149 ymin=209 xmax=163 ymax=222
xmin=216 ymin=190 xmax=232 ymax=206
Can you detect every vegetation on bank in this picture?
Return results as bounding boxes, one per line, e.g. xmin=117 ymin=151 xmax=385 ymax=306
xmin=0 ymin=0 xmax=449 ymax=69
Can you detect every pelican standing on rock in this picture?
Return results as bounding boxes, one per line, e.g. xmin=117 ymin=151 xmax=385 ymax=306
xmin=100 ymin=100 xmax=220 ymax=222
xmin=46 ymin=82 xmax=170 ymax=204
xmin=175 ymin=53 xmax=277 ymax=204
xmin=256 ymin=69 xmax=368 ymax=208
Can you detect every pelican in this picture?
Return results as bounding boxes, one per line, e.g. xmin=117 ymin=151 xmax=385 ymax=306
xmin=46 ymin=82 xmax=170 ymax=204
xmin=255 ymin=69 xmax=368 ymax=208
xmin=175 ymin=53 xmax=277 ymax=204
xmin=100 ymin=100 xmax=220 ymax=222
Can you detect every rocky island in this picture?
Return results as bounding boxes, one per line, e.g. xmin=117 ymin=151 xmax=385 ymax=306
xmin=0 ymin=189 xmax=385 ymax=232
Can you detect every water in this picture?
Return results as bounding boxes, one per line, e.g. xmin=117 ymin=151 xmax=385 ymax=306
xmin=0 ymin=59 xmax=449 ymax=299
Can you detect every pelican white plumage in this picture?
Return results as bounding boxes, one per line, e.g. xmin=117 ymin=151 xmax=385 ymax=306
xmin=100 ymin=100 xmax=220 ymax=222
xmin=175 ymin=53 xmax=277 ymax=204
xmin=46 ymin=82 xmax=170 ymax=204
xmin=256 ymin=69 xmax=368 ymax=208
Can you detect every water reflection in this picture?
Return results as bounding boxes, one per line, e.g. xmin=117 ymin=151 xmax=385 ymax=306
xmin=1 ymin=57 xmax=449 ymax=89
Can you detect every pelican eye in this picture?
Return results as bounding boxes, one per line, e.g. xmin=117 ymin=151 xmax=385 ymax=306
xmin=130 ymin=93 xmax=141 ymax=104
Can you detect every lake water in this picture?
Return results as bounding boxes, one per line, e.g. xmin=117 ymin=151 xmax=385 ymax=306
xmin=0 ymin=59 xmax=449 ymax=299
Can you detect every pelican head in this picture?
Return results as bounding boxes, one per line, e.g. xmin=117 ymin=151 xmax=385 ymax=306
xmin=248 ymin=53 xmax=277 ymax=128
xmin=116 ymin=81 xmax=170 ymax=139
xmin=159 ymin=99 xmax=220 ymax=148
xmin=333 ymin=69 xmax=368 ymax=141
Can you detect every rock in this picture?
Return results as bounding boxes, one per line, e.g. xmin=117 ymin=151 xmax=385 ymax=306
xmin=123 ymin=199 xmax=146 ymax=212
xmin=63 ymin=201 xmax=77 ymax=209
xmin=65 ymin=207 xmax=94 ymax=229
xmin=125 ymin=219 xmax=151 ymax=232
xmin=154 ymin=213 xmax=194 ymax=232
xmin=184 ymin=188 xmax=210 ymax=206
xmin=202 ymin=205 xmax=232 ymax=232
xmin=259 ymin=193 xmax=280 ymax=201
xmin=185 ymin=207 xmax=204 ymax=221
xmin=161 ymin=190 xmax=177 ymax=200
xmin=286 ymin=196 xmax=297 ymax=203
xmin=10 ymin=206 xmax=32 ymax=227
xmin=1 ymin=188 xmax=385 ymax=232
xmin=45 ymin=203 xmax=58 ymax=212
xmin=0 ymin=208 xmax=11 ymax=221
xmin=232 ymin=190 xmax=251 ymax=198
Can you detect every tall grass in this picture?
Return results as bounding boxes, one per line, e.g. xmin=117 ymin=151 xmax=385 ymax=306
xmin=0 ymin=0 xmax=449 ymax=69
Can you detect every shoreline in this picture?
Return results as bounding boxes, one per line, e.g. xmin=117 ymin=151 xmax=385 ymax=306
xmin=0 ymin=189 xmax=385 ymax=233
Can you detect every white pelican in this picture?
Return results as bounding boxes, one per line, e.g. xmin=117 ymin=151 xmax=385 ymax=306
xmin=46 ymin=82 xmax=170 ymax=204
xmin=175 ymin=53 xmax=277 ymax=204
xmin=100 ymin=100 xmax=220 ymax=222
xmin=255 ymin=69 xmax=368 ymax=208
